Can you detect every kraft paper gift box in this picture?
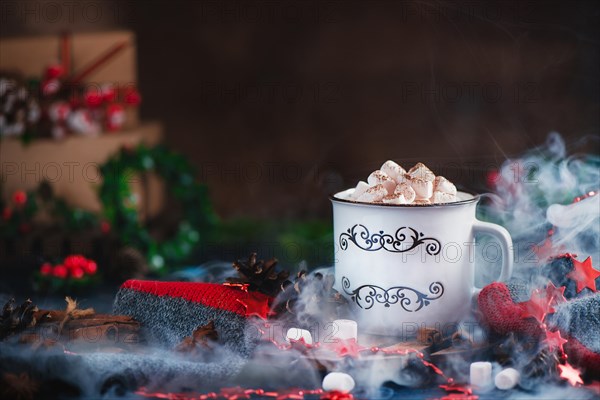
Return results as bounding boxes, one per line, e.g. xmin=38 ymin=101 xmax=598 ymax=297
xmin=0 ymin=31 xmax=164 ymax=216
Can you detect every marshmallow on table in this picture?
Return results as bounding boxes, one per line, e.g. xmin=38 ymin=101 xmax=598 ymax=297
xmin=332 ymin=319 xmax=358 ymax=341
xmin=356 ymin=184 xmax=387 ymax=203
xmin=367 ymin=170 xmax=396 ymax=194
xmin=322 ymin=372 xmax=355 ymax=393
xmin=494 ymin=368 xmax=520 ymax=390
xmin=351 ymin=181 xmax=369 ymax=200
xmin=286 ymin=328 xmax=313 ymax=345
xmin=394 ymin=182 xmax=416 ymax=204
xmin=381 ymin=160 xmax=407 ymax=184
xmin=470 ymin=362 xmax=493 ymax=392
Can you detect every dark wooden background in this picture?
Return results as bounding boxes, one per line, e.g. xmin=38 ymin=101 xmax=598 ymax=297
xmin=2 ymin=0 xmax=599 ymax=218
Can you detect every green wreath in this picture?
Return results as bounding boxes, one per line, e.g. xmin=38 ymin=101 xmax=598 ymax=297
xmin=99 ymin=144 xmax=217 ymax=271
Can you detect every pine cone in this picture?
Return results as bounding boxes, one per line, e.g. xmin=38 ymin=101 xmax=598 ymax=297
xmin=0 ymin=298 xmax=38 ymax=340
xmin=110 ymin=247 xmax=149 ymax=282
xmin=492 ymin=333 xmax=523 ymax=366
xmin=520 ymin=349 xmax=560 ymax=391
xmin=271 ymin=270 xmax=347 ymax=325
xmin=226 ymin=253 xmax=290 ymax=297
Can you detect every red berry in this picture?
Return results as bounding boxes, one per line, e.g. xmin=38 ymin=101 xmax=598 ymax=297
xmin=124 ymin=89 xmax=141 ymax=105
xmin=53 ymin=265 xmax=68 ymax=279
xmin=84 ymin=260 xmax=97 ymax=275
xmin=84 ymin=90 xmax=103 ymax=107
xmin=101 ymin=85 xmax=116 ymax=102
xmin=19 ymin=223 xmax=30 ymax=233
xmin=71 ymin=267 xmax=84 ymax=279
xmin=100 ymin=221 xmax=111 ymax=234
xmin=45 ymin=64 xmax=64 ymax=79
xmin=2 ymin=207 xmax=12 ymax=220
xmin=13 ymin=190 xmax=27 ymax=206
xmin=65 ymin=255 xmax=88 ymax=272
xmin=41 ymin=79 xmax=61 ymax=96
xmin=40 ymin=263 xmax=53 ymax=276
xmin=486 ymin=170 xmax=500 ymax=187
xmin=64 ymin=256 xmax=74 ymax=268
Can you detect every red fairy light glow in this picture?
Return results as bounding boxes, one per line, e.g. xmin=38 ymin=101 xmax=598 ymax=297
xmin=223 ymin=282 xmax=250 ymax=292
xmin=320 ymin=391 xmax=353 ymax=400
xmin=135 ymin=387 xmax=325 ymax=400
xmin=324 ymin=338 xmax=365 ymax=358
xmin=439 ymin=394 xmax=479 ymax=400
xmin=439 ymin=382 xmax=473 ymax=395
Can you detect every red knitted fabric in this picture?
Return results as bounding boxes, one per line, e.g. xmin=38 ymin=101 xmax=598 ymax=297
xmin=478 ymin=282 xmax=600 ymax=378
xmin=121 ymin=280 xmax=271 ymax=317
xmin=565 ymin=337 xmax=600 ymax=377
xmin=477 ymin=282 xmax=542 ymax=337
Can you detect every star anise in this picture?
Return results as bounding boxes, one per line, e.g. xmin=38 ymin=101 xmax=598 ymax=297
xmin=271 ymin=270 xmax=348 ymax=324
xmin=0 ymin=298 xmax=38 ymax=340
xmin=175 ymin=320 xmax=218 ymax=357
xmin=226 ymin=253 xmax=290 ymax=297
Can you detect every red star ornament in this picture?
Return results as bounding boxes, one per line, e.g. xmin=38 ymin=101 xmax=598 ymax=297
xmin=236 ymin=293 xmax=271 ymax=320
xmin=440 ymin=394 xmax=479 ymax=400
xmin=321 ymin=391 xmax=354 ymax=400
xmin=558 ymin=362 xmax=583 ymax=386
xmin=326 ymin=338 xmax=366 ymax=358
xmin=566 ymin=256 xmax=600 ymax=293
xmin=440 ymin=383 xmax=472 ymax=395
xmin=520 ymin=288 xmax=553 ymax=323
xmin=544 ymin=282 xmax=567 ymax=312
xmin=544 ymin=329 xmax=568 ymax=353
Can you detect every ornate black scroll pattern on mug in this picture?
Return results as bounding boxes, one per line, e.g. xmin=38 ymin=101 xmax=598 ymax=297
xmin=341 ymin=276 xmax=444 ymax=311
xmin=338 ymin=224 xmax=441 ymax=255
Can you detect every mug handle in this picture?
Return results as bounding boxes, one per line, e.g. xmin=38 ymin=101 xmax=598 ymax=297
xmin=472 ymin=220 xmax=514 ymax=298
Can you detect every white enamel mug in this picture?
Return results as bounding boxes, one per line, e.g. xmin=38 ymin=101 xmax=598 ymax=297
xmin=331 ymin=189 xmax=513 ymax=335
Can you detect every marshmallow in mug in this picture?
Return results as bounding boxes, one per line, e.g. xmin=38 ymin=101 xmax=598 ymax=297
xmin=367 ymin=170 xmax=397 ymax=194
xmin=350 ymin=161 xmax=457 ymax=205
xmin=356 ymin=184 xmax=388 ymax=203
xmin=381 ymin=160 xmax=407 ymax=183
